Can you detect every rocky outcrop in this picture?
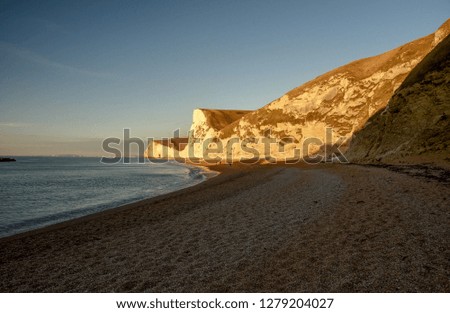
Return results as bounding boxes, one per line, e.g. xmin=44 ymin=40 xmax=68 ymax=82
xmin=145 ymin=139 xmax=188 ymax=159
xmin=189 ymin=108 xmax=253 ymax=141
xmin=214 ymin=19 xmax=450 ymax=160
xmin=346 ymin=34 xmax=450 ymax=167
xmin=182 ymin=108 xmax=253 ymax=159
xmin=145 ymin=109 xmax=252 ymax=159
xmin=0 ymin=158 xmax=16 ymax=162
xmin=148 ymin=19 xmax=450 ymax=162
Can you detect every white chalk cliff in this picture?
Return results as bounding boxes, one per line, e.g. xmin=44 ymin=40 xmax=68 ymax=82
xmin=181 ymin=109 xmax=253 ymax=158
xmin=149 ymin=19 xmax=450 ymax=161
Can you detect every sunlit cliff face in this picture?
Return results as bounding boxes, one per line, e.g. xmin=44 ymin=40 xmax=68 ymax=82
xmin=145 ymin=20 xmax=450 ymax=162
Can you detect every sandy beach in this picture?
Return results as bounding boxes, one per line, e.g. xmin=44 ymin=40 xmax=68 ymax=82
xmin=0 ymin=163 xmax=448 ymax=292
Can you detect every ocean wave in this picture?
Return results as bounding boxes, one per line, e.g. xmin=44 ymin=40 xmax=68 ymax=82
xmin=184 ymin=163 xmax=219 ymax=181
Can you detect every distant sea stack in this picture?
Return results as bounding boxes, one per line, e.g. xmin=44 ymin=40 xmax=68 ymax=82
xmin=0 ymin=158 xmax=16 ymax=162
xmin=346 ymin=34 xmax=450 ymax=167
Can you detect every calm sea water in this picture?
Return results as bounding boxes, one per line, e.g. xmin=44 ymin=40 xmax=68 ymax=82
xmin=0 ymin=157 xmax=208 ymax=238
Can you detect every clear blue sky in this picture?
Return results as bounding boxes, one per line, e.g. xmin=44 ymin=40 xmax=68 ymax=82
xmin=0 ymin=0 xmax=448 ymax=155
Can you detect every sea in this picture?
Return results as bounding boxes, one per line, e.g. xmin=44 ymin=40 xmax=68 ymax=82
xmin=0 ymin=157 xmax=210 ymax=238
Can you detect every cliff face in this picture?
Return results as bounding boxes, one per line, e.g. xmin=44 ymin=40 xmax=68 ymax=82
xmin=148 ymin=19 xmax=450 ymax=162
xmin=182 ymin=109 xmax=253 ymax=158
xmin=214 ymin=19 xmax=450 ymax=160
xmin=145 ymin=109 xmax=252 ymax=159
xmin=144 ymin=138 xmax=189 ymax=159
xmin=346 ymin=34 xmax=450 ymax=167
xmin=189 ymin=109 xmax=253 ymax=140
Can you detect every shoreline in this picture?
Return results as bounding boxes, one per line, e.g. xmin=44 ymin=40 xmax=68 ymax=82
xmin=0 ymin=160 xmax=222 ymax=241
xmin=0 ymin=162 xmax=232 ymax=243
xmin=0 ymin=163 xmax=448 ymax=292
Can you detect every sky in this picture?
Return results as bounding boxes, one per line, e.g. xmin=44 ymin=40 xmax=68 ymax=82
xmin=0 ymin=0 xmax=449 ymax=156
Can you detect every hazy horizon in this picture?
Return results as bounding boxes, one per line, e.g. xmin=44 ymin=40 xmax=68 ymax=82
xmin=1 ymin=0 xmax=449 ymax=156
